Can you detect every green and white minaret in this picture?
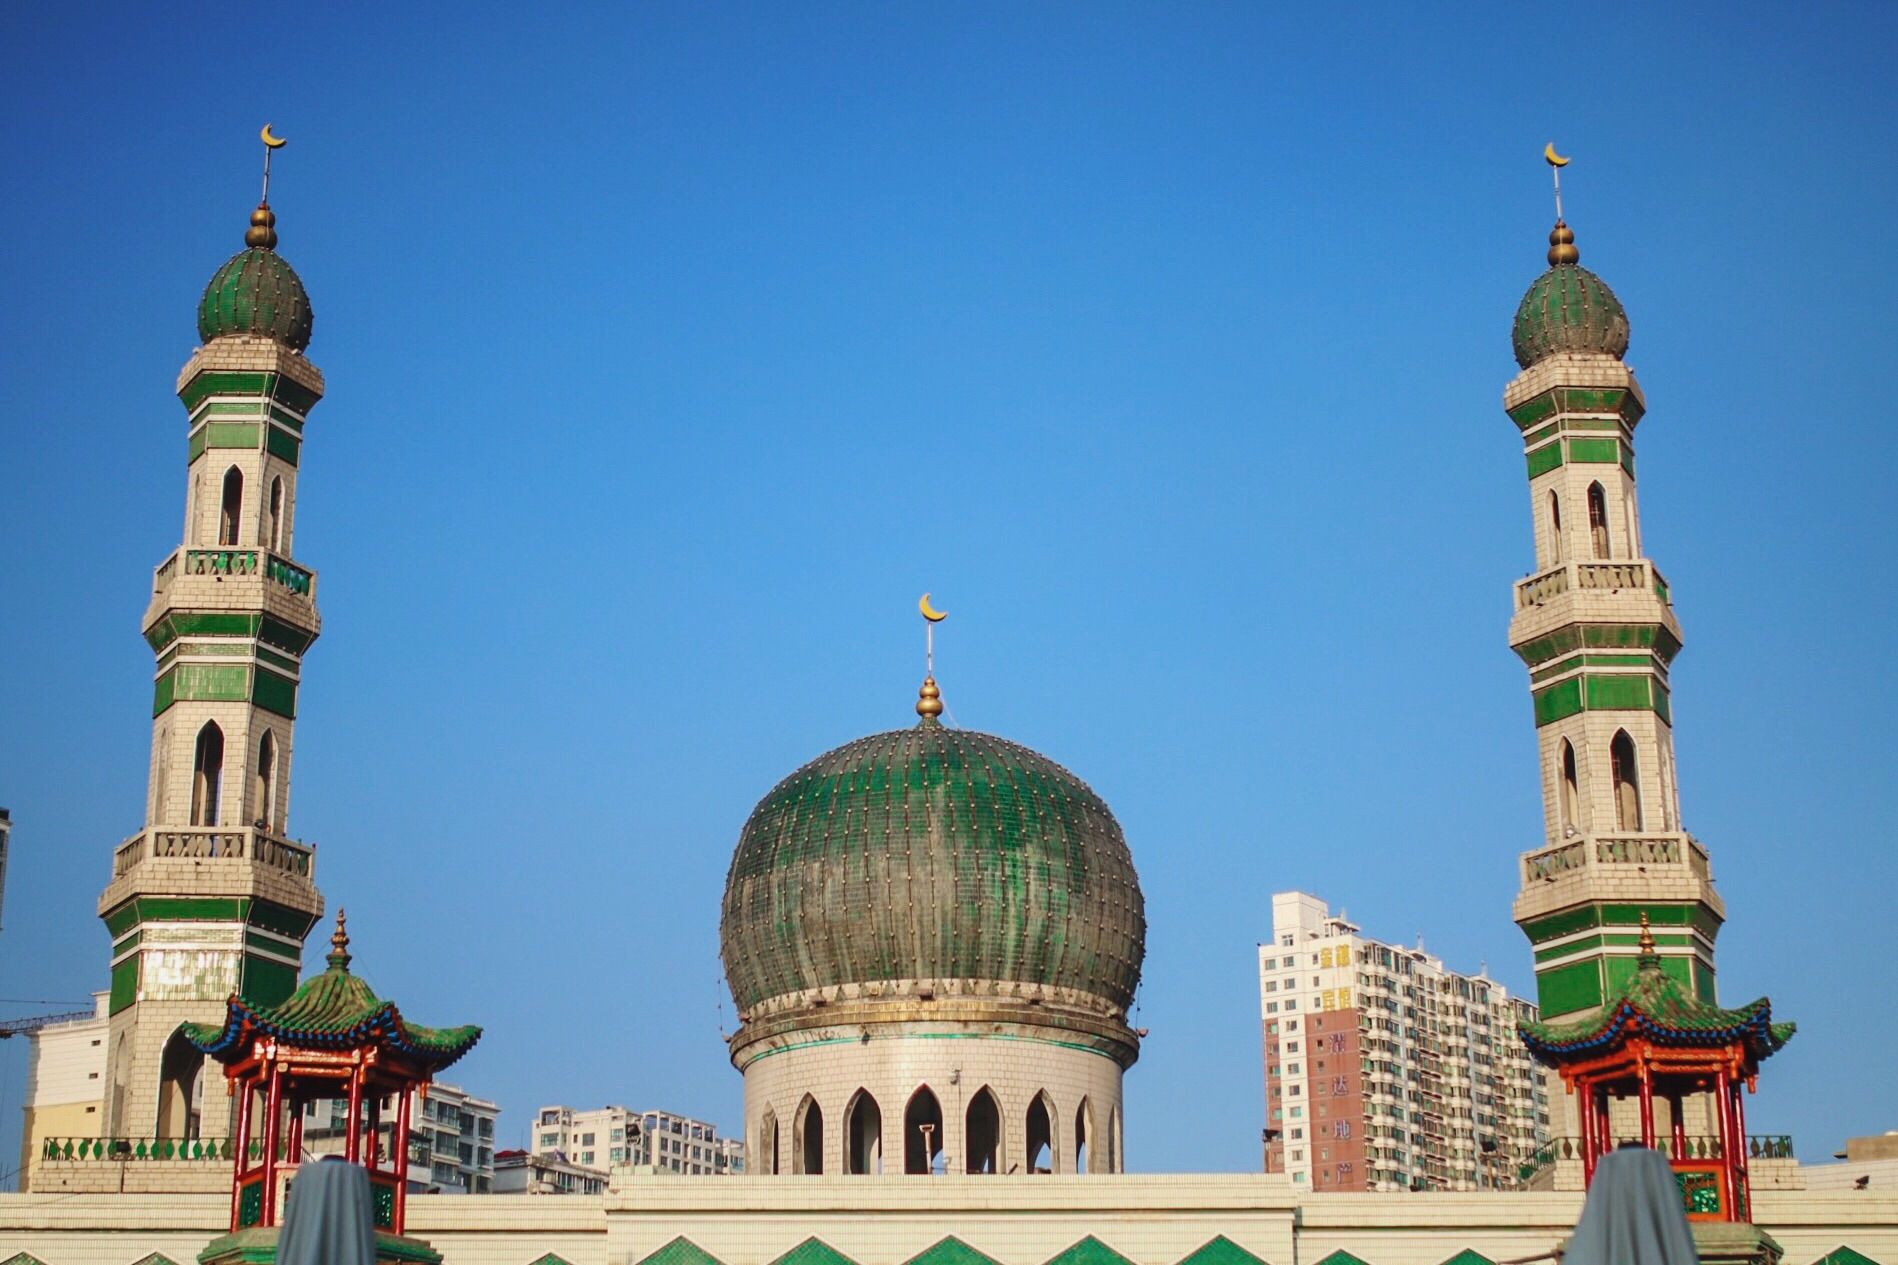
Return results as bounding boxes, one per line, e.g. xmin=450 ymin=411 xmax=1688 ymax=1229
xmin=1505 ymin=200 xmax=1724 ymax=1027
xmin=96 ymin=151 xmax=326 ymax=1142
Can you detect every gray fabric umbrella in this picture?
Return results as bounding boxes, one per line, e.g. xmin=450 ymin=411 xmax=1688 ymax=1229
xmin=1565 ymin=1145 xmax=1699 ymax=1265
xmin=276 ymin=1157 xmax=378 ymax=1265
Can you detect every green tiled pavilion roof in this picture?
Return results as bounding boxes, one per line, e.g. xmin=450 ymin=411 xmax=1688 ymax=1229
xmin=1512 ymin=263 xmax=1628 ymax=369
xmin=183 ymin=917 xmax=478 ymax=1070
xmin=904 ymin=1239 xmax=1000 ymax=1265
xmin=637 ymin=1240 xmax=725 ymax=1265
xmin=770 ymin=1241 xmax=860 ymax=1265
xmin=1176 ymin=1239 xmax=1267 ymax=1265
xmin=1519 ymin=946 xmax=1793 ymax=1064
xmin=720 ymin=720 xmax=1145 ymax=1013
xmin=1045 ymin=1238 xmax=1135 ymax=1265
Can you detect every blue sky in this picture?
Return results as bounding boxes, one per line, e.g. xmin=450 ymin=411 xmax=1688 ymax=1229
xmin=1 ymin=2 xmax=1894 ymax=1177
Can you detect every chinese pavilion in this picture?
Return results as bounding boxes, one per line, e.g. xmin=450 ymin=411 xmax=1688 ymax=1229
xmin=183 ymin=911 xmax=479 ymax=1254
xmin=1520 ymin=916 xmax=1794 ymax=1223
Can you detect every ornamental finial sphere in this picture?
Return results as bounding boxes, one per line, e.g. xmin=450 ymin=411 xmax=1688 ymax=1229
xmin=245 ymin=204 xmax=278 ymax=250
xmin=1547 ymin=220 xmax=1579 ymax=266
xmin=916 ymin=676 xmax=944 ymax=719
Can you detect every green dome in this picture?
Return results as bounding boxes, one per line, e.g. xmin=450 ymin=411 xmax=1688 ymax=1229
xmin=1513 ymin=264 xmax=1629 ymax=369
xmin=198 ymin=246 xmax=313 ymax=351
xmin=720 ymin=721 xmax=1146 ymax=1014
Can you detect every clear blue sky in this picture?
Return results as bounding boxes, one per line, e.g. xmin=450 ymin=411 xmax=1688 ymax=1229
xmin=2 ymin=3 xmax=1894 ymax=1178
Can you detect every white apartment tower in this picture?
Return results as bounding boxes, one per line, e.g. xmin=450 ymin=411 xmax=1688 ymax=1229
xmin=1260 ymin=893 xmax=1549 ymax=1192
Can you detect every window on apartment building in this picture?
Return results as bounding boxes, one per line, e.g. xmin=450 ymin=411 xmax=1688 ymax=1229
xmin=1266 ymin=1001 xmax=1278 ymax=1013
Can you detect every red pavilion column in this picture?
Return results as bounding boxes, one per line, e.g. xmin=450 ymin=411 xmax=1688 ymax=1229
xmin=1577 ymin=1080 xmax=1597 ymax=1183
xmin=1713 ymin=1066 xmax=1736 ymax=1218
xmin=393 ymin=1086 xmax=413 ymax=1234
xmin=260 ymin=1062 xmax=284 ymax=1225
xmin=230 ymin=1075 xmax=254 ymax=1231
xmin=1637 ymin=1060 xmax=1656 ymax=1148
xmin=345 ymin=1064 xmax=365 ymax=1163
xmin=1731 ymin=1077 xmax=1751 ymax=1219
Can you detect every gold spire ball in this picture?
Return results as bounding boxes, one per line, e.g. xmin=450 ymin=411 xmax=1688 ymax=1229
xmin=327 ymin=907 xmax=352 ymax=970
xmin=917 ymin=676 xmax=944 ymax=719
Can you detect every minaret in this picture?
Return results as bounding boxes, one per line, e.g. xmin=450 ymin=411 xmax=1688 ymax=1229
xmin=1505 ymin=209 xmax=1724 ymax=1027
xmin=96 ymin=159 xmax=326 ymax=1141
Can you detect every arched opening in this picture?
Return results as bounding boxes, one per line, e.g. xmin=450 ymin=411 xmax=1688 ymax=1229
xmin=1108 ymin=1106 xmax=1121 ymax=1173
xmin=964 ymin=1086 xmax=1001 ymax=1174
xmin=845 ymin=1090 xmax=882 ymax=1174
xmin=794 ymin=1096 xmax=823 ymax=1175
xmin=109 ymin=1032 xmax=131 ymax=1135
xmin=760 ymin=1108 xmax=780 ymax=1176
xmin=1587 ymin=482 xmax=1610 ymax=559
xmin=156 ymin=1027 xmax=205 ymax=1140
xmin=1559 ymin=739 xmax=1581 ymax=832
xmin=1025 ymin=1092 xmax=1055 ymax=1174
xmin=1074 ymin=1097 xmax=1094 ymax=1174
xmin=254 ymin=731 xmax=277 ymax=831
xmin=1548 ymin=490 xmax=1563 ymax=562
xmin=268 ymin=476 xmax=285 ymax=552
xmin=153 ymin=727 xmax=171 ymax=823
xmin=904 ymin=1086 xmax=944 ymax=1175
xmin=190 ymin=722 xmax=224 ymax=827
xmin=1610 ymin=730 xmax=1642 ymax=831
xmin=219 ymin=466 xmax=244 ymax=546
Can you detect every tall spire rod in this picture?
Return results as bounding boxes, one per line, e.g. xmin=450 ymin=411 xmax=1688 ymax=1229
xmin=916 ymin=593 xmax=948 ymax=719
xmin=1545 ymin=141 xmax=1570 ymax=222
xmin=259 ymin=124 xmax=288 ymax=205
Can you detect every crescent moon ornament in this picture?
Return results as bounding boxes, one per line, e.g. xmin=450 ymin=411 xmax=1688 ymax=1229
xmin=1544 ymin=142 xmax=1570 ymax=167
xmin=918 ymin=593 xmax=948 ymax=622
xmin=261 ymin=124 xmax=288 ymax=149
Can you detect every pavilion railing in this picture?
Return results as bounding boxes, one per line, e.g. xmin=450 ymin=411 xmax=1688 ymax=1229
xmin=1518 ymin=1133 xmax=1793 ymax=1180
xmin=40 ymin=1136 xmax=259 ymax=1162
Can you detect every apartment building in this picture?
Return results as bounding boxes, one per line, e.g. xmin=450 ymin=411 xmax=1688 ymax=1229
xmin=532 ymin=1105 xmax=744 ymax=1175
xmin=1260 ymin=892 xmax=1549 ymax=1192
xmin=494 ymin=1148 xmax=610 ymax=1195
xmin=304 ymin=1081 xmax=499 ymax=1193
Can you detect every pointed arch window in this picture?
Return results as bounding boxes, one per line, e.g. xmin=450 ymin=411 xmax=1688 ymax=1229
xmin=1587 ymin=482 xmax=1610 ymax=559
xmin=903 ymin=1086 xmax=944 ymax=1174
xmin=190 ymin=722 xmax=224 ymax=827
xmin=760 ymin=1107 xmax=780 ymax=1176
xmin=794 ymin=1096 xmax=823 ymax=1175
xmin=1108 ymin=1105 xmax=1121 ymax=1173
xmin=1026 ymin=1092 xmax=1055 ymax=1174
xmin=1559 ymin=739 xmax=1581 ymax=833
xmin=156 ymin=1027 xmax=205 ymax=1141
xmin=964 ymin=1087 xmax=1000 ymax=1174
xmin=254 ymin=732 xmax=277 ymax=832
xmin=1548 ymin=490 xmax=1563 ymax=562
xmin=219 ymin=467 xmax=244 ymax=546
xmin=267 ymin=476 xmax=285 ymax=552
xmin=1610 ymin=730 xmax=1642 ymax=831
xmin=846 ymin=1090 xmax=882 ymax=1174
xmin=1074 ymin=1097 xmax=1095 ymax=1174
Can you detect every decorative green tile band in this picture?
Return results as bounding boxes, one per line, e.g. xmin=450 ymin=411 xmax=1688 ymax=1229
xmin=1528 ymin=652 xmax=1658 ymax=684
xmin=1515 ymin=621 xmax=1682 ymax=668
xmin=1522 ymin=902 xmax=1722 ymax=946
xmin=1507 ymin=386 xmax=1643 ymax=431
xmin=1531 ymin=672 xmax=1670 ymax=726
xmin=177 ymin=370 xmax=321 ymax=415
xmin=1522 ymin=435 xmax=1634 ymax=479
xmin=266 ymin=425 xmax=300 ymax=466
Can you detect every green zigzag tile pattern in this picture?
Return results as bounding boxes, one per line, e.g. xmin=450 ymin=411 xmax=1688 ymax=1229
xmin=904 ymin=1237 xmax=1003 ymax=1265
xmin=771 ymin=1240 xmax=861 ymax=1265
xmin=0 ymin=1254 xmax=47 ymax=1265
xmin=1814 ymin=1249 xmax=1881 ymax=1265
xmin=1044 ymin=1237 xmax=1136 ymax=1265
xmin=526 ymin=1256 xmax=576 ymax=1265
xmin=1176 ymin=1238 xmax=1268 ymax=1265
xmin=1438 ymin=1252 xmax=1498 ymax=1265
xmin=636 ymin=1239 xmax=726 ymax=1265
xmin=1311 ymin=1252 xmax=1373 ymax=1265
xmin=129 ymin=1256 xmax=182 ymax=1265
xmin=722 ymin=724 xmax=1145 ymax=1011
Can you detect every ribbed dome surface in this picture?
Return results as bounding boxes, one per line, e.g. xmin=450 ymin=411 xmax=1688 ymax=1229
xmin=198 ymin=248 xmax=314 ymax=350
xmin=1512 ymin=265 xmax=1629 ymax=368
xmin=720 ymin=723 xmax=1145 ymax=1013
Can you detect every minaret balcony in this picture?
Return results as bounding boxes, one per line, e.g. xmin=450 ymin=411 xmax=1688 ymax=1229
xmin=151 ymin=546 xmax=317 ymax=604
xmin=110 ymin=825 xmax=315 ymax=882
xmin=1515 ymin=831 xmax=1724 ymax=922
xmin=1513 ymin=559 xmax=1670 ymax=612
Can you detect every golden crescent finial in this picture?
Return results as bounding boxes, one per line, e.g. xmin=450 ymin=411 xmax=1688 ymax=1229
xmin=261 ymin=124 xmax=288 ymax=150
xmin=1544 ymin=141 xmax=1570 ymax=167
xmin=918 ymin=593 xmax=948 ymax=623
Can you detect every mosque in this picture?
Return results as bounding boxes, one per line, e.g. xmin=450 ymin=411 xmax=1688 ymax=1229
xmin=2 ymin=139 xmax=1893 ymax=1265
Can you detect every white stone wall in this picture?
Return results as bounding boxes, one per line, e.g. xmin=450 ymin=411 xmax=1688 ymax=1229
xmin=742 ymin=1028 xmax=1123 ymax=1176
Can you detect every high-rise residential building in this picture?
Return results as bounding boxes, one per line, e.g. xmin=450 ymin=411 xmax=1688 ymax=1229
xmin=494 ymin=1149 xmax=610 ymax=1195
xmin=1260 ymin=892 xmax=1549 ymax=1192
xmin=302 ymin=1082 xmax=498 ymax=1194
xmin=531 ymin=1106 xmax=744 ymax=1175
